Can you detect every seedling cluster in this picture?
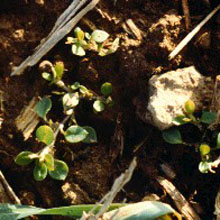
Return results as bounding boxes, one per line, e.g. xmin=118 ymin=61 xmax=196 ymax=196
xmin=15 ymin=61 xmax=113 ymax=181
xmin=162 ymin=100 xmax=219 ymax=173
xmin=66 ymin=27 xmax=119 ymax=56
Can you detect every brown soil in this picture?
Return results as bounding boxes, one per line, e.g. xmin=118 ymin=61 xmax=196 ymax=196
xmin=0 ymin=0 xmax=220 ymax=219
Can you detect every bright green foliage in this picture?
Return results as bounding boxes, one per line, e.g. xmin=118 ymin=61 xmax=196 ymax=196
xmin=93 ymin=100 xmax=105 ymax=112
xmin=198 ymin=161 xmax=210 ymax=173
xmin=91 ymin=30 xmax=109 ymax=43
xmin=0 ymin=201 xmax=181 ymax=220
xmin=200 ymin=111 xmax=216 ymax=124
xmin=15 ymin=151 xmax=34 ymax=166
xmin=33 ymin=162 xmax=48 ymax=181
xmin=66 ymin=27 xmax=119 ymax=56
xmin=44 ymin=153 xmax=55 ymax=171
xmin=49 ymin=160 xmax=69 ymax=180
xmin=82 ymin=126 xmax=98 ymax=143
xmin=162 ymin=128 xmax=183 ymax=144
xmin=101 ymin=82 xmax=112 ymax=96
xmin=15 ymin=62 xmax=113 ymax=181
xmin=36 ymin=125 xmax=55 ymax=146
xmin=64 ymin=125 xmax=88 ymax=143
xmin=35 ymin=96 xmax=52 ymax=120
xmin=199 ymin=144 xmax=210 ymax=156
xmin=173 ymin=115 xmax=191 ymax=126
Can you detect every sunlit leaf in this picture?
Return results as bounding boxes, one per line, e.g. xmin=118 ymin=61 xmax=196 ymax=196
xmin=82 ymin=126 xmax=97 ymax=143
xmin=79 ymin=85 xmax=88 ymax=94
xmin=72 ymin=45 xmax=85 ymax=56
xmin=198 ymin=161 xmax=210 ymax=173
xmin=33 ymin=162 xmax=48 ymax=181
xmin=199 ymin=144 xmax=210 ymax=156
xmin=35 ymin=96 xmax=52 ymax=120
xmin=44 ymin=154 xmax=54 ymax=171
xmin=173 ymin=115 xmax=190 ymax=125
xmin=42 ymin=72 xmax=53 ymax=81
xmin=64 ymin=125 xmax=88 ymax=143
xmin=74 ymin=27 xmax=84 ymax=41
xmin=184 ymin=100 xmax=195 ymax=114
xmin=101 ymin=82 xmax=112 ymax=96
xmin=71 ymin=82 xmax=80 ymax=90
xmin=36 ymin=125 xmax=55 ymax=146
xmin=54 ymin=62 xmax=64 ymax=80
xmin=63 ymin=92 xmax=79 ymax=108
xmin=49 ymin=160 xmax=69 ymax=181
xmin=200 ymin=111 xmax=216 ymax=124
xmin=15 ymin=151 xmax=34 ymax=166
xmin=91 ymin=30 xmax=109 ymax=43
xmin=93 ymin=100 xmax=105 ymax=112
xmin=162 ymin=128 xmax=183 ymax=144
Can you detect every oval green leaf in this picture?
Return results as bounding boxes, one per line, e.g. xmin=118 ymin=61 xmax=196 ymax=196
xmin=162 ymin=128 xmax=183 ymax=144
xmin=101 ymin=82 xmax=112 ymax=96
xmin=36 ymin=125 xmax=55 ymax=146
xmin=91 ymin=30 xmax=109 ymax=43
xmin=72 ymin=45 xmax=86 ymax=56
xmin=184 ymin=100 xmax=195 ymax=114
xmin=199 ymin=144 xmax=210 ymax=156
xmin=42 ymin=72 xmax=53 ymax=81
xmin=15 ymin=151 xmax=34 ymax=166
xmin=64 ymin=125 xmax=88 ymax=143
xmin=49 ymin=159 xmax=69 ymax=180
xmin=71 ymin=82 xmax=80 ymax=90
xmin=93 ymin=100 xmax=105 ymax=112
xmin=54 ymin=62 xmax=64 ymax=80
xmin=173 ymin=115 xmax=191 ymax=126
xmin=33 ymin=162 xmax=48 ymax=181
xmin=200 ymin=111 xmax=216 ymax=124
xmin=82 ymin=126 xmax=98 ymax=143
xmin=63 ymin=92 xmax=79 ymax=108
xmin=216 ymin=133 xmax=220 ymax=149
xmin=35 ymin=96 xmax=52 ymax=120
xmin=44 ymin=153 xmax=54 ymax=171
xmin=198 ymin=161 xmax=210 ymax=174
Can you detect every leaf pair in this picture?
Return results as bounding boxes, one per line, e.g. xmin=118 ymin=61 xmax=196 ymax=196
xmin=42 ymin=62 xmax=64 ymax=82
xmin=34 ymin=159 xmax=68 ymax=181
xmin=64 ymin=125 xmax=97 ymax=144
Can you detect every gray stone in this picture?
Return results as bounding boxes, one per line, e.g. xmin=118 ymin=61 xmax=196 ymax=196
xmin=146 ymin=66 xmax=213 ymax=130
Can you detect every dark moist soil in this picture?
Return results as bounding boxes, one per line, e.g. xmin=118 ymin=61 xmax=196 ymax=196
xmin=0 ymin=0 xmax=220 ymax=219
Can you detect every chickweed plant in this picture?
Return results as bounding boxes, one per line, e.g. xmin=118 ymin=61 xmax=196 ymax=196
xmin=15 ymin=61 xmax=113 ymax=181
xmin=66 ymin=27 xmax=119 ymax=56
xmin=162 ymin=100 xmax=219 ymax=174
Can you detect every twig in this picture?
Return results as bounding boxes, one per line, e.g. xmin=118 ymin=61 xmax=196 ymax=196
xmin=11 ymin=0 xmax=101 ymax=76
xmin=156 ymin=176 xmax=200 ymax=220
xmin=169 ymin=4 xmax=220 ymax=60
xmin=182 ymin=0 xmax=191 ymax=30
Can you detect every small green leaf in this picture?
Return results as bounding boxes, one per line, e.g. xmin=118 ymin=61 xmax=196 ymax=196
xmin=64 ymin=125 xmax=88 ymax=143
xmin=200 ymin=111 xmax=216 ymax=124
xmin=93 ymin=100 xmax=105 ymax=112
xmin=82 ymin=126 xmax=98 ymax=143
xmin=33 ymin=162 xmax=48 ymax=181
xmin=198 ymin=161 xmax=210 ymax=173
xmin=105 ymin=96 xmax=114 ymax=107
xmin=42 ymin=72 xmax=53 ymax=81
xmin=15 ymin=151 xmax=34 ymax=166
xmin=101 ymin=82 xmax=112 ymax=96
xmin=71 ymin=82 xmax=81 ymax=90
xmin=162 ymin=128 xmax=183 ymax=144
xmin=91 ymin=30 xmax=109 ymax=43
xmin=36 ymin=125 xmax=55 ymax=146
xmin=85 ymin=32 xmax=91 ymax=40
xmin=72 ymin=45 xmax=86 ymax=56
xmin=199 ymin=144 xmax=210 ymax=156
xmin=44 ymin=154 xmax=54 ymax=171
xmin=54 ymin=62 xmax=64 ymax=80
xmin=74 ymin=27 xmax=85 ymax=41
xmin=35 ymin=96 xmax=52 ymax=120
xmin=184 ymin=100 xmax=195 ymax=114
xmin=216 ymin=133 xmax=220 ymax=149
xmin=49 ymin=159 xmax=69 ymax=180
xmin=63 ymin=92 xmax=79 ymax=108
xmin=79 ymin=85 xmax=88 ymax=94
xmin=107 ymin=38 xmax=120 ymax=54
xmin=173 ymin=115 xmax=190 ymax=125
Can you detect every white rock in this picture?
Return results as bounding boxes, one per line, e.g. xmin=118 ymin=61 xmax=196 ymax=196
xmin=146 ymin=66 xmax=213 ymax=130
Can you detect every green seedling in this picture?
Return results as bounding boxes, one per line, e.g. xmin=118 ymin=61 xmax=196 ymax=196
xmin=66 ymin=27 xmax=119 ymax=56
xmin=15 ymin=61 xmax=113 ymax=181
xmin=162 ymin=99 xmax=219 ymax=174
